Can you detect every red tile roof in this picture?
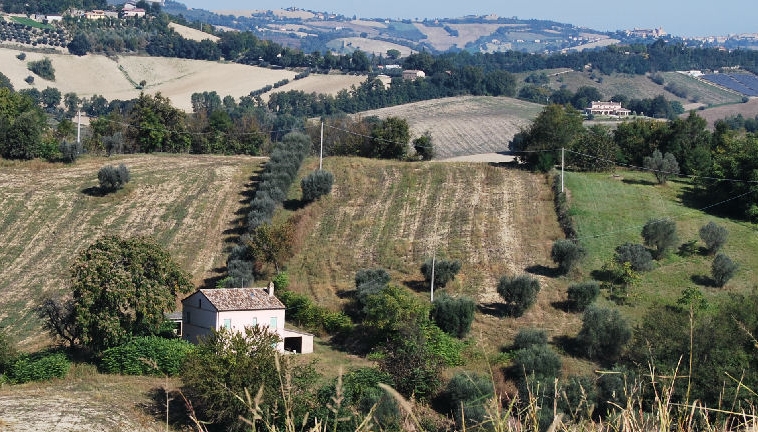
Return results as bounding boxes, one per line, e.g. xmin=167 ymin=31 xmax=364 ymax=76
xmin=195 ymin=288 xmax=285 ymax=311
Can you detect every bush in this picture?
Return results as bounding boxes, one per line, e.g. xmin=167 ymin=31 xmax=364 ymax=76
xmin=614 ymin=242 xmax=653 ymax=272
xmin=699 ymin=221 xmax=728 ymax=255
xmin=497 ymin=274 xmax=541 ymax=317
xmin=513 ymin=328 xmax=548 ymax=350
xmin=413 ymin=132 xmax=434 ymax=161
xmin=559 ymin=376 xmax=597 ymax=421
xmin=711 ymin=253 xmax=738 ymax=287
xmin=513 ymin=344 xmax=562 ymax=381
xmin=24 ymin=75 xmax=34 ymax=84
xmin=596 ymin=366 xmax=635 ymax=416
xmin=27 ymin=57 xmax=55 ymax=81
xmin=551 ymin=239 xmax=586 ymax=274
xmin=16 ymin=52 xmax=26 ymax=60
xmin=444 ymin=371 xmax=494 ymax=428
xmin=641 ymin=218 xmax=678 ymax=258
xmin=100 ymin=337 xmax=195 ymax=376
xmin=576 ymin=305 xmax=631 ymax=362
xmin=355 ymin=268 xmax=390 ymax=305
xmin=225 ymin=259 xmax=254 ymax=288
xmin=0 ymin=329 xmax=18 ymax=375
xmin=301 ymin=169 xmax=334 ymax=202
xmin=59 ymin=140 xmax=82 ymax=163
xmin=643 ymin=150 xmax=679 ymax=184
xmin=8 ymin=352 xmax=70 ymax=383
xmin=421 ymin=257 xmax=461 ymax=288
xmin=431 ymin=295 xmax=475 ymax=338
xmin=98 ymin=163 xmax=130 ymax=192
xmin=567 ymin=281 xmax=600 ymax=311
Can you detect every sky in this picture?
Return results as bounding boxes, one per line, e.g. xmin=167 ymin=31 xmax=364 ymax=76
xmin=179 ymin=0 xmax=757 ymax=38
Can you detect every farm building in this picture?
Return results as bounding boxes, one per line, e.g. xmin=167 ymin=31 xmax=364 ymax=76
xmin=181 ymin=283 xmax=313 ymax=354
xmin=585 ymin=101 xmax=631 ymax=116
xmin=403 ymin=69 xmax=426 ymax=80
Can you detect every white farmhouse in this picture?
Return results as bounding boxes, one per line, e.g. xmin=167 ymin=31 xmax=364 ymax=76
xmin=181 ymin=283 xmax=313 ymax=353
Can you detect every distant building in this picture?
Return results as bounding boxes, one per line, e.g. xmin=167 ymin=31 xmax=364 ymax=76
xmin=122 ymin=8 xmax=146 ymax=17
xmin=402 ymin=69 xmax=426 ymax=80
xmin=585 ymin=101 xmax=631 ymax=116
xmin=627 ymin=27 xmax=667 ymax=38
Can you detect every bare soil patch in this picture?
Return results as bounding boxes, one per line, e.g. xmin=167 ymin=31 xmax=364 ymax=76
xmin=355 ymin=96 xmax=544 ymax=159
xmin=0 ymin=154 xmax=264 ymax=347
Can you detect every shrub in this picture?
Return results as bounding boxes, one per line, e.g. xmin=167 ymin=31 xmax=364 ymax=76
xmin=301 ymin=170 xmax=334 ymax=202
xmin=98 ymin=163 xmax=130 ymax=192
xmin=596 ymin=366 xmax=635 ymax=415
xmin=711 ymin=253 xmax=738 ymax=287
xmin=513 ymin=344 xmax=562 ymax=381
xmin=445 ymin=371 xmax=494 ymax=428
xmin=559 ymin=376 xmax=597 ymax=421
xmin=431 ymin=295 xmax=475 ymax=338
xmin=355 ymin=268 xmax=390 ymax=305
xmin=225 ymin=259 xmax=254 ymax=288
xmin=0 ymin=329 xmax=18 ymax=375
xmin=643 ymin=150 xmax=679 ymax=184
xmin=699 ymin=221 xmax=728 ymax=255
xmin=497 ymin=274 xmax=541 ymax=317
xmin=567 ymin=281 xmax=600 ymax=311
xmin=8 ymin=352 xmax=70 ymax=383
xmin=16 ymin=52 xmax=26 ymax=60
xmin=576 ymin=305 xmax=631 ymax=362
xmin=27 ymin=57 xmax=55 ymax=81
xmin=614 ymin=242 xmax=653 ymax=272
xmin=59 ymin=140 xmax=82 ymax=163
xmin=413 ymin=132 xmax=434 ymax=161
xmin=551 ymin=239 xmax=586 ymax=274
xmin=100 ymin=337 xmax=195 ymax=376
xmin=641 ymin=218 xmax=678 ymax=258
xmin=421 ymin=257 xmax=461 ymax=288
xmin=24 ymin=75 xmax=34 ymax=84
xmin=513 ymin=328 xmax=548 ymax=350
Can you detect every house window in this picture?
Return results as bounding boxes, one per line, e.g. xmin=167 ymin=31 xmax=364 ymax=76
xmin=252 ymin=317 xmax=257 ymax=327
xmin=223 ymin=319 xmax=231 ymax=329
xmin=269 ymin=317 xmax=277 ymax=329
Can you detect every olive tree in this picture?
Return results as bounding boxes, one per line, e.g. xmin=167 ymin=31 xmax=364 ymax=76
xmin=576 ymin=305 xmax=631 ymax=362
xmin=699 ymin=221 xmax=728 ymax=255
xmin=643 ymin=149 xmax=679 ymax=184
xmin=712 ymin=253 xmax=738 ymax=287
xmin=641 ymin=218 xmax=678 ymax=259
xmin=497 ymin=274 xmax=541 ymax=317
xmin=551 ymin=239 xmax=586 ymax=274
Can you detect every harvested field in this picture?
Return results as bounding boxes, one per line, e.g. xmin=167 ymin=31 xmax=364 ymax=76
xmin=0 ymin=47 xmax=295 ymax=111
xmin=414 ymin=22 xmax=506 ymax=51
xmin=263 ymin=73 xmax=366 ymax=100
xmin=0 ymin=154 xmax=264 ymax=348
xmin=326 ymin=37 xmax=413 ymax=57
xmin=354 ymin=96 xmax=544 ymax=159
xmin=168 ymin=22 xmax=219 ymax=42
xmin=688 ymin=97 xmax=758 ymax=128
xmin=287 ymin=157 xmax=571 ymax=353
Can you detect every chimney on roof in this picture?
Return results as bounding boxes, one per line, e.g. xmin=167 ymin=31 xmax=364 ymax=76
xmin=268 ymin=281 xmax=274 ymax=297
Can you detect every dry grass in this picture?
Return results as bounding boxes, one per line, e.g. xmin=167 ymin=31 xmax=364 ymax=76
xmin=692 ymin=98 xmax=758 ymax=128
xmin=326 ymin=37 xmax=413 ymax=57
xmin=262 ymin=73 xmax=366 ymax=101
xmin=168 ymin=22 xmax=219 ymax=42
xmin=286 ymin=157 xmax=571 ymax=358
xmin=354 ymin=96 xmax=544 ymax=159
xmin=0 ymin=154 xmax=265 ymax=348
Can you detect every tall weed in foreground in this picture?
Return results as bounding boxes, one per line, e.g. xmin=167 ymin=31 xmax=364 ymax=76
xmin=181 ymin=349 xmax=758 ymax=432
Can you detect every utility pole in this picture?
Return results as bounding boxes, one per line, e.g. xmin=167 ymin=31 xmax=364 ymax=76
xmin=77 ymin=110 xmax=81 ymax=144
xmin=430 ymin=254 xmax=435 ymax=303
xmin=319 ymin=121 xmax=324 ymax=170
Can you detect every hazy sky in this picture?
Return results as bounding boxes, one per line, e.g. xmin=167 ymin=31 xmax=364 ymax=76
xmin=180 ymin=0 xmax=756 ymax=37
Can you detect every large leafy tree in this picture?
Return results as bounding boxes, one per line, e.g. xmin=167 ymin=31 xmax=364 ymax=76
xmin=181 ymin=326 xmax=318 ymax=431
xmin=127 ymin=92 xmax=190 ymax=153
xmin=511 ymin=104 xmax=584 ymax=167
xmin=45 ymin=236 xmax=194 ymax=353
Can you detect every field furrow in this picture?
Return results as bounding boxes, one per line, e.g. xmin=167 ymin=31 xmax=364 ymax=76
xmin=0 ymin=155 xmax=264 ymax=346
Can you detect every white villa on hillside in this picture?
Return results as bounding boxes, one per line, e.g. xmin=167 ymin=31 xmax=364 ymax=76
xmin=181 ymin=283 xmax=313 ymax=353
xmin=585 ymin=101 xmax=631 ymax=117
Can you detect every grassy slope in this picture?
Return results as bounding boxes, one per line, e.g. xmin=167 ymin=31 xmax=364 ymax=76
xmin=0 ymin=154 xmax=265 ymax=348
xmin=565 ymin=169 xmax=758 ymax=323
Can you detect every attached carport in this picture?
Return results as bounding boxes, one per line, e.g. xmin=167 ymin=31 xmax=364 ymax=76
xmin=283 ymin=328 xmax=314 ymax=354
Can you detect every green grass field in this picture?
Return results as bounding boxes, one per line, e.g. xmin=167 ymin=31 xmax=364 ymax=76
xmin=565 ymin=169 xmax=758 ymax=322
xmin=9 ymin=16 xmax=53 ymax=30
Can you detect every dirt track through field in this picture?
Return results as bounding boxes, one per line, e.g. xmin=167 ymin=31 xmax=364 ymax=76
xmin=0 ymin=155 xmax=263 ymax=347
